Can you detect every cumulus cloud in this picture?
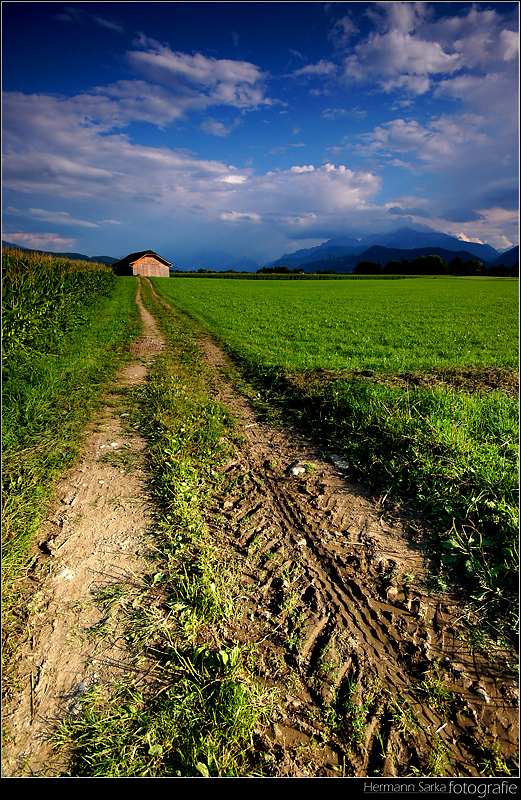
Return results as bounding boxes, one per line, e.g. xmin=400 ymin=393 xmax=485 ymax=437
xmin=331 ymin=1 xmax=518 ymax=103
xmin=124 ymin=34 xmax=272 ymax=115
xmin=3 ymin=37 xmax=274 ymax=137
xmin=2 ymin=86 xmax=383 ymax=252
xmin=359 ymin=114 xmax=489 ymax=165
xmin=3 ymin=3 xmax=517 ymax=258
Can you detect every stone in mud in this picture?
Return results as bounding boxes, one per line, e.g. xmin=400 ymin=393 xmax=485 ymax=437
xmin=286 ymin=461 xmax=306 ymax=477
xmin=54 ymin=567 xmax=74 ymax=581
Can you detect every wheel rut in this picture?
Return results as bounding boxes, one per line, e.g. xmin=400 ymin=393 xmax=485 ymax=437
xmin=197 ymin=329 xmax=518 ymax=777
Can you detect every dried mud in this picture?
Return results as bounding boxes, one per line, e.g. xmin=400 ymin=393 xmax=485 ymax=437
xmin=2 ymin=280 xmax=518 ymax=779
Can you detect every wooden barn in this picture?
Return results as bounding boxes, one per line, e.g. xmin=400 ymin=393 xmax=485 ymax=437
xmin=113 ymin=250 xmax=172 ymax=278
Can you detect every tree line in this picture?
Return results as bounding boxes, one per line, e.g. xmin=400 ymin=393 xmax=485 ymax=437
xmin=353 ymin=254 xmax=518 ymax=276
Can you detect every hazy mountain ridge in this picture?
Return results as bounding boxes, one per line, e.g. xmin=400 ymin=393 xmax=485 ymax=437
xmin=295 ymin=246 xmax=500 ymax=275
xmin=266 ymin=226 xmax=506 ymax=269
xmin=3 ymin=227 xmax=518 ymax=274
xmin=492 ymin=246 xmax=519 ymax=268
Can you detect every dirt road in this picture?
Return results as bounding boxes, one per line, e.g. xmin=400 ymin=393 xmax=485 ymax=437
xmin=2 ymin=280 xmax=518 ymax=777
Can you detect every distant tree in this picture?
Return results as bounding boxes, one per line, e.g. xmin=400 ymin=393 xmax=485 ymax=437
xmin=353 ymin=260 xmax=382 ymax=274
xmin=382 ymin=260 xmax=402 ymax=274
xmin=424 ymin=254 xmax=448 ymax=274
xmin=257 ymin=265 xmax=292 ymax=274
xmin=448 ymin=256 xmax=464 ymax=274
xmin=488 ymin=262 xmax=518 ymax=277
xmin=461 ymin=259 xmax=484 ymax=275
xmin=410 ymin=254 xmax=448 ymax=274
xmin=448 ymin=256 xmax=483 ymax=276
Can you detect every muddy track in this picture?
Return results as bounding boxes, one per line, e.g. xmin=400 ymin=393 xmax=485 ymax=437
xmin=2 ymin=283 xmax=165 ymax=777
xmin=2 ymin=280 xmax=518 ymax=778
xmin=196 ymin=334 xmax=518 ymax=777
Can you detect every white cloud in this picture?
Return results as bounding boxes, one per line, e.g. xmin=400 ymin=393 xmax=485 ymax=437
xmin=359 ymin=114 xmax=489 ymax=165
xmin=2 ymin=232 xmax=77 ymax=251
xmin=200 ymin=118 xmax=237 ymax=137
xmin=92 ymin=16 xmax=125 ymax=35
xmin=219 ymin=174 xmax=248 ymax=185
xmin=220 ymin=211 xmax=261 ymax=223
xmin=2 ymin=38 xmax=274 ymax=138
xmin=333 ymin=2 xmax=518 ymax=103
xmin=5 ymin=206 xmax=98 ymax=228
xmin=2 ymin=89 xmax=381 ymax=237
xmin=124 ymin=35 xmax=272 ymax=117
xmin=292 ymin=60 xmax=337 ymax=78
xmin=2 ymin=81 xmax=391 ymax=260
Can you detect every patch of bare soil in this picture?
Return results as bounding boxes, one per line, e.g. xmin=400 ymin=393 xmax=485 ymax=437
xmin=289 ymin=365 xmax=519 ymax=398
xmin=199 ymin=337 xmax=519 ymax=778
xmin=2 ymin=287 xmax=165 ymax=777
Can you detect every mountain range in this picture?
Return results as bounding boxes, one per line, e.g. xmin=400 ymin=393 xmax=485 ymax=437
xmin=265 ymin=226 xmax=512 ymax=271
xmin=2 ymin=225 xmax=519 ymax=273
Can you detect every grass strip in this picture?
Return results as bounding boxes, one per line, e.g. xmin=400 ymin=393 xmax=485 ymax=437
xmin=54 ymin=279 xmax=274 ymax=777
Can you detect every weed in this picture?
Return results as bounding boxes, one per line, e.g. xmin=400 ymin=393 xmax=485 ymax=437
xmin=388 ymin=696 xmax=418 ymax=736
xmin=415 ymin=667 xmax=453 ymax=719
xmin=476 ymin=737 xmax=517 ymax=777
xmin=410 ymin=735 xmax=456 ymax=777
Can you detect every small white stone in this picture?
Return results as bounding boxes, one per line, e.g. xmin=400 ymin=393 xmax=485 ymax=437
xmin=55 ymin=567 xmax=74 ymax=580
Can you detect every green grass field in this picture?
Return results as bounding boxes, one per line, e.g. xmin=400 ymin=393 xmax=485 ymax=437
xmin=152 ymin=276 xmax=518 ymax=372
xmin=151 ymin=275 xmax=519 ymax=638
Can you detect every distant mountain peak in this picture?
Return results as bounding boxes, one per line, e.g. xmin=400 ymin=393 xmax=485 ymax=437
xmin=264 ymin=226 xmax=500 ymax=270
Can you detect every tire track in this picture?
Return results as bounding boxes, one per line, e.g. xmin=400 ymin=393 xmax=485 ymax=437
xmin=196 ymin=328 xmax=518 ymax=778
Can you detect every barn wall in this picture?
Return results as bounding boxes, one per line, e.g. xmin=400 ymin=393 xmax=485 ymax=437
xmin=131 ymin=256 xmax=170 ymax=278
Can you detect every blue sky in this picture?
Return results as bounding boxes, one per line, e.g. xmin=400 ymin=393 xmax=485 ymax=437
xmin=1 ymin=1 xmax=519 ymax=266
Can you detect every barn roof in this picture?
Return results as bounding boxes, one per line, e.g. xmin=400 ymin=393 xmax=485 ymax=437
xmin=112 ymin=250 xmax=173 ymax=269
